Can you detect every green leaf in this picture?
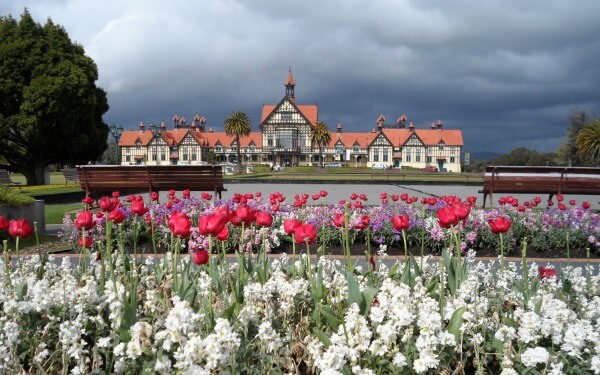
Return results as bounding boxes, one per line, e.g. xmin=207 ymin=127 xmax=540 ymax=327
xmin=313 ymin=328 xmax=332 ymax=348
xmin=318 ymin=304 xmax=341 ymax=331
xmin=347 ymin=272 xmax=365 ymax=313
xmin=447 ymin=306 xmax=468 ymax=342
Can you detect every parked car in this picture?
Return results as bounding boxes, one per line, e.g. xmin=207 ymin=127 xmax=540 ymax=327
xmin=371 ymin=163 xmax=387 ymax=170
xmin=421 ymin=166 xmax=438 ymax=172
xmin=324 ymin=163 xmax=342 ymax=168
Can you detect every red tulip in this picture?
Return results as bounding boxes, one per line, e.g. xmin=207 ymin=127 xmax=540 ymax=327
xmin=538 ymin=266 xmax=557 ymax=280
xmin=333 ymin=213 xmax=346 ymax=228
xmin=82 ymin=195 xmax=94 ymax=207
xmin=350 ymin=193 xmax=358 ymax=200
xmin=455 ymin=202 xmax=471 ymax=220
xmin=112 ymin=191 xmax=120 ymax=198
xmin=255 ymin=211 xmax=273 ymax=227
xmin=235 ymin=205 xmax=255 ymax=224
xmin=569 ymin=199 xmax=576 ymax=206
xmin=130 ymin=200 xmax=149 ymax=216
xmin=370 ymin=256 xmax=376 ymax=271
xmin=400 ymin=193 xmax=408 ymax=201
xmin=98 ymin=196 xmax=114 ymax=212
xmin=467 ymin=196 xmax=477 ymax=205
xmin=427 ymin=197 xmax=437 ymax=206
xmin=556 ymin=194 xmax=564 ymax=202
xmin=359 ymin=193 xmax=368 ymax=201
xmin=391 ymin=195 xmax=399 ymax=202
xmin=151 ymin=192 xmax=160 ymax=202
xmin=312 ymin=194 xmax=320 ymax=201
xmin=354 ymin=201 xmax=363 ymax=209
xmin=168 ymin=211 xmax=192 ymax=238
xmin=488 ymin=216 xmax=511 ymax=234
xmin=293 ymin=224 xmax=318 ymax=245
xmin=192 ymin=249 xmax=209 ymax=265
xmin=558 ymin=203 xmax=567 ymax=211
xmin=78 ymin=236 xmax=93 ymax=249
xmin=8 ymin=219 xmax=34 ymax=239
xmin=96 ymin=212 xmax=104 ymax=219
xmin=75 ymin=210 xmax=94 ymax=230
xmin=0 ymin=216 xmax=9 ymax=231
xmin=182 ymin=189 xmax=191 ymax=199
xmin=380 ymin=192 xmax=388 ymax=200
xmin=533 ymin=196 xmax=542 ymax=204
xmin=381 ymin=199 xmax=389 ymax=205
xmin=392 ymin=215 xmax=410 ymax=231
xmin=216 ymin=225 xmax=229 ymax=241
xmin=198 ymin=215 xmax=210 ymax=235
xmin=582 ymin=201 xmax=591 ymax=210
xmin=437 ymin=206 xmax=458 ymax=228
xmin=547 ymin=200 xmax=554 ymax=207
xmin=108 ymin=209 xmax=125 ymax=224
xmin=354 ymin=215 xmax=370 ymax=230
xmin=283 ymin=219 xmax=301 ymax=234
xmin=256 ymin=192 xmax=262 ymax=198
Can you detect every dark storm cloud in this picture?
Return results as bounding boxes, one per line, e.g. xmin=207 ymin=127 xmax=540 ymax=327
xmin=2 ymin=0 xmax=599 ymax=153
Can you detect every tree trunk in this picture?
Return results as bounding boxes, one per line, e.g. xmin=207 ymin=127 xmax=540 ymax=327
xmin=319 ymin=144 xmax=323 ymax=167
xmin=22 ymin=162 xmax=47 ymax=186
xmin=236 ymin=135 xmax=242 ymax=174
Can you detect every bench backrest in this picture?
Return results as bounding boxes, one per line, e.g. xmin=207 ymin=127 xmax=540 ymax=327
xmin=77 ymin=165 xmax=225 ymax=195
xmin=483 ymin=166 xmax=600 ymax=194
xmin=62 ymin=168 xmax=79 ymax=180
xmin=0 ymin=169 xmax=13 ymax=184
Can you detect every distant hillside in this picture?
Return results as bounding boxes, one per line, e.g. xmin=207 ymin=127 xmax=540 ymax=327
xmin=467 ymin=151 xmax=502 ymax=161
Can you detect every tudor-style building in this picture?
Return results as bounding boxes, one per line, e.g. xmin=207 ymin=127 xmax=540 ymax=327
xmin=117 ymin=70 xmax=464 ymax=172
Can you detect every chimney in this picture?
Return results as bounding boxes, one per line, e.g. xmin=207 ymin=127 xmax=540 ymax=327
xmin=337 ymin=122 xmax=342 ymax=133
xmin=209 ymin=127 xmax=214 ymax=133
xmin=431 ymin=121 xmax=436 ymax=129
xmin=377 ymin=114 xmax=385 ymax=129
xmin=397 ymin=115 xmax=407 ymax=128
xmin=161 ymin=121 xmax=166 ymax=131
xmin=408 ymin=122 xmax=414 ymax=132
xmin=139 ymin=121 xmax=145 ymax=133
xmin=436 ymin=119 xmax=443 ymax=129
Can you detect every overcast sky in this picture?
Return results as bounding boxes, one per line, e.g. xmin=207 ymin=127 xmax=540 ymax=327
xmin=2 ymin=0 xmax=599 ymax=154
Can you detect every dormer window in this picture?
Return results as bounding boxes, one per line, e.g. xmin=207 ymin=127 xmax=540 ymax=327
xmin=135 ymin=141 xmax=141 ymax=149
xmin=353 ymin=143 xmax=360 ymax=152
xmin=231 ymin=142 xmax=238 ymax=152
xmin=335 ymin=143 xmax=344 ymax=154
xmin=215 ymin=142 xmax=222 ymax=152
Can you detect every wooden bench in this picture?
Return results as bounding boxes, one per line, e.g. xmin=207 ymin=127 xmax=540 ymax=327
xmin=0 ymin=169 xmax=22 ymax=191
xmin=61 ymin=168 xmax=80 ymax=185
xmin=480 ymin=166 xmax=600 ymax=207
xmin=77 ymin=165 xmax=227 ymax=199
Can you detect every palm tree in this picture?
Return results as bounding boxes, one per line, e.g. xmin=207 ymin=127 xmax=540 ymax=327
xmin=224 ymin=111 xmax=252 ymax=172
xmin=310 ymin=121 xmax=332 ymax=167
xmin=576 ymin=119 xmax=600 ymax=166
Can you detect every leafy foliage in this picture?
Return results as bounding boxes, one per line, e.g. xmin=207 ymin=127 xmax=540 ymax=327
xmin=0 ymin=10 xmax=109 ymax=185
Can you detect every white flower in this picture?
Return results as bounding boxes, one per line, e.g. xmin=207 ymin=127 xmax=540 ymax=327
xmin=520 ymin=347 xmax=549 ymax=368
xmin=591 ymin=355 xmax=600 ymax=374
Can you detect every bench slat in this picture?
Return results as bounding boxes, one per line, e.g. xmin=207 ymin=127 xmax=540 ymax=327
xmin=480 ymin=166 xmax=600 ymax=207
xmin=77 ymin=165 xmax=226 ymax=199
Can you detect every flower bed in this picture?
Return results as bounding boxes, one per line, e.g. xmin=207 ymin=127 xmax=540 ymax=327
xmin=0 ymin=189 xmax=599 ymax=373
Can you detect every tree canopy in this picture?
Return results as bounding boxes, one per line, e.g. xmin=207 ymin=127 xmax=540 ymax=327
xmin=576 ymin=119 xmax=600 ymax=166
xmin=0 ymin=10 xmax=109 ymax=185
xmin=310 ymin=121 xmax=331 ymax=167
xmin=224 ymin=111 xmax=251 ymax=169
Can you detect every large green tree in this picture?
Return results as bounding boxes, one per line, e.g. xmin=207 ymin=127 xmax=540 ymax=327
xmin=310 ymin=121 xmax=331 ymax=167
xmin=224 ymin=111 xmax=251 ymax=171
xmin=576 ymin=119 xmax=600 ymax=166
xmin=0 ymin=10 xmax=109 ymax=185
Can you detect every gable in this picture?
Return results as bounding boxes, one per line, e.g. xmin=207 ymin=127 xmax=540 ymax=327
xmin=403 ymin=133 xmax=424 ymax=147
xmin=369 ymin=132 xmax=392 ymax=147
xmin=260 ymin=98 xmax=318 ymax=128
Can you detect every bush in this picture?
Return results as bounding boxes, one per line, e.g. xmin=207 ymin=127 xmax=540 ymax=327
xmin=0 ymin=186 xmax=35 ymax=207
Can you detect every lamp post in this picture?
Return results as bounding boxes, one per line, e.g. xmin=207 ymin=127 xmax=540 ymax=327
xmin=108 ymin=124 xmax=124 ymax=165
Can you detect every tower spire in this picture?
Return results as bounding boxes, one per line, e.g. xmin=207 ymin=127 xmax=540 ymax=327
xmin=284 ymin=68 xmax=295 ymax=98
